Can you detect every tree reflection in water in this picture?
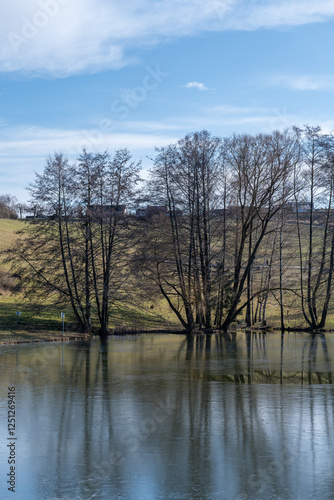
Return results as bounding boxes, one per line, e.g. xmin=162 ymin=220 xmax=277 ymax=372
xmin=0 ymin=333 xmax=334 ymax=499
xmin=185 ymin=331 xmax=333 ymax=385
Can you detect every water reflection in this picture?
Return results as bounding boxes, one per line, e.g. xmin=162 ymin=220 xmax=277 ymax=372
xmin=0 ymin=333 xmax=334 ymax=499
xmin=183 ymin=331 xmax=334 ymax=385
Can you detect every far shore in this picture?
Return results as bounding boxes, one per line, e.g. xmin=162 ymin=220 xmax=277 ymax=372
xmin=2 ymin=325 xmax=334 ymax=346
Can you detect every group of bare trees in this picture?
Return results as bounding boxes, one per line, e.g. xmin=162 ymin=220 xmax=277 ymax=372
xmin=7 ymin=149 xmax=140 ymax=338
xmin=137 ymin=129 xmax=300 ymax=333
xmin=6 ymin=126 xmax=334 ymax=336
xmin=293 ymin=126 xmax=334 ymax=330
xmin=136 ymin=127 xmax=334 ymax=334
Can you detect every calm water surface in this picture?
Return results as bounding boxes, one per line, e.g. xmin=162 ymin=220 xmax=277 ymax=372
xmin=1 ymin=332 xmax=334 ymax=500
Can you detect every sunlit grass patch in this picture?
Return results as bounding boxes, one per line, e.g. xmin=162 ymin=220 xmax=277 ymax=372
xmin=0 ymin=219 xmax=25 ymax=251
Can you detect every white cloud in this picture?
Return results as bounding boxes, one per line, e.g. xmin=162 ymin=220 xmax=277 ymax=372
xmin=265 ymin=74 xmax=334 ymax=91
xmin=182 ymin=82 xmax=210 ymax=92
xmin=0 ymin=125 xmax=176 ymax=159
xmin=0 ymin=104 xmax=305 ymax=174
xmin=2 ymin=105 xmax=334 ymax=201
xmin=223 ymin=0 xmax=334 ymax=30
xmin=0 ymin=0 xmax=236 ymax=77
xmin=0 ymin=124 xmax=179 ymax=200
xmin=1 ymin=1 xmax=334 ymax=77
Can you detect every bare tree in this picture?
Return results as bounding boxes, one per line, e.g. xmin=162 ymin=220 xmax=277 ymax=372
xmin=140 ymin=131 xmax=224 ymax=333
xmin=6 ymin=150 xmax=140 ymax=337
xmin=294 ymin=126 xmax=334 ymax=329
xmin=0 ymin=194 xmax=18 ymax=219
xmin=139 ymin=130 xmax=297 ymax=333
xmin=76 ymin=149 xmax=140 ymax=337
xmin=219 ymin=130 xmax=297 ymax=331
xmin=8 ymin=153 xmax=90 ymax=332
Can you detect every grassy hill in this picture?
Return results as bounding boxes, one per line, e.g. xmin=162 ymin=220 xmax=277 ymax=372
xmin=1 ymin=217 xmax=334 ymax=343
xmin=0 ymin=219 xmax=25 ymax=251
xmin=0 ymin=219 xmax=178 ymax=342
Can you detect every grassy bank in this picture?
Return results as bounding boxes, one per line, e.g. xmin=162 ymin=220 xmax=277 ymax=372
xmin=0 ymin=291 xmax=179 ymax=343
xmin=1 ymin=218 xmax=334 ymax=344
xmin=0 ymin=219 xmax=180 ymax=342
xmin=0 ymin=219 xmax=25 ymax=250
xmin=0 ymin=288 xmax=179 ymax=343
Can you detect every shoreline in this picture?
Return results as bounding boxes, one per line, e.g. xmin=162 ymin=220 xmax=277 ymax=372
xmin=1 ymin=326 xmax=334 ymax=346
xmin=0 ymin=328 xmax=186 ymax=345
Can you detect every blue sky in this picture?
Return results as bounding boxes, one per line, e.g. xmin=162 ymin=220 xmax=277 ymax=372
xmin=1 ymin=0 xmax=334 ymax=201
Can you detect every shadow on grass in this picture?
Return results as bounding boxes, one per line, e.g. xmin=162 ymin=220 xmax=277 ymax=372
xmin=0 ymin=301 xmax=73 ymax=338
xmin=0 ymin=300 xmax=178 ymax=341
xmin=108 ymin=304 xmax=177 ymax=330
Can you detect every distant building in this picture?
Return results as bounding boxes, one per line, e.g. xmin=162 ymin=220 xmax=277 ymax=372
xmin=136 ymin=205 xmax=168 ymax=218
xmin=88 ymin=204 xmax=127 ymax=217
xmin=293 ymin=202 xmax=312 ymax=213
xmin=211 ymin=208 xmax=225 ymax=217
xmin=285 ymin=201 xmax=312 ymax=213
xmin=136 ymin=207 xmax=148 ymax=217
xmin=147 ymin=205 xmax=168 ymax=216
xmin=171 ymin=208 xmax=184 ymax=217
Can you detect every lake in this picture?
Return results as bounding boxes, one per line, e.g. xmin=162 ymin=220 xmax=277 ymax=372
xmin=0 ymin=332 xmax=334 ymax=499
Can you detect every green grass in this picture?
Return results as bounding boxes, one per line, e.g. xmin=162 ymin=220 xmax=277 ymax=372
xmin=0 ymin=218 xmax=180 ymax=341
xmin=0 ymin=293 xmax=81 ymax=342
xmin=0 ymin=215 xmax=178 ymax=340
xmin=1 ymin=217 xmax=334 ymax=343
xmin=0 ymin=220 xmax=80 ymax=340
xmin=0 ymin=219 xmax=25 ymax=251
xmin=108 ymin=302 xmax=179 ymax=331
xmin=0 ymin=294 xmax=179 ymax=343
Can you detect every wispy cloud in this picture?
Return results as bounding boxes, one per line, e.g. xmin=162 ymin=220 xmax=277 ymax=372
xmin=223 ymin=0 xmax=334 ymax=30
xmin=0 ymin=123 xmax=179 ymax=200
xmin=2 ymin=103 xmax=334 ymax=201
xmin=265 ymin=74 xmax=334 ymax=91
xmin=0 ymin=104 xmax=305 ymax=166
xmin=0 ymin=125 xmax=176 ymax=159
xmin=1 ymin=1 xmax=334 ymax=77
xmin=182 ymin=81 xmax=210 ymax=91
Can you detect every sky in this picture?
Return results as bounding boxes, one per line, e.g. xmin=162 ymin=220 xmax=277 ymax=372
xmin=1 ymin=0 xmax=334 ymax=202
